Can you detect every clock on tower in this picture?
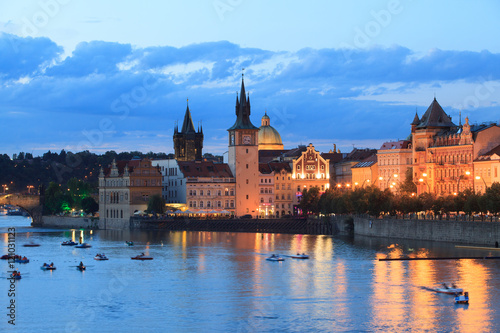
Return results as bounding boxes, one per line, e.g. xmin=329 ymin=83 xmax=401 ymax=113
xmin=243 ymin=135 xmax=251 ymax=145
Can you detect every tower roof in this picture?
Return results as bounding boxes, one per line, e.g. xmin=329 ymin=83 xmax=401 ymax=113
xmin=181 ymin=102 xmax=196 ymax=134
xmin=228 ymin=76 xmax=259 ymax=131
xmin=416 ymin=98 xmax=456 ymax=129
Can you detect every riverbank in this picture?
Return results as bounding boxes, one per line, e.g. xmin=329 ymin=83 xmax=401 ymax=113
xmin=353 ymin=216 xmax=500 ymax=247
xmin=40 ymin=216 xmax=99 ymax=229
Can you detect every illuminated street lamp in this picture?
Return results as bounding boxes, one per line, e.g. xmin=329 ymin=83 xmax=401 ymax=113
xmin=2 ymin=185 xmax=7 ymax=194
xmin=27 ymin=185 xmax=34 ymax=194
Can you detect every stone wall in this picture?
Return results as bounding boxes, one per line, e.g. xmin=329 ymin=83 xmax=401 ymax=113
xmin=353 ymin=217 xmax=500 ymax=247
xmin=41 ymin=216 xmax=99 ymax=229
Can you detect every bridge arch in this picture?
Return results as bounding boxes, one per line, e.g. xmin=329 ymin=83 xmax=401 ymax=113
xmin=0 ymin=194 xmax=43 ymax=226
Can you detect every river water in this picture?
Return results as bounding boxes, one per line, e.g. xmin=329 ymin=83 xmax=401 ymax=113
xmin=1 ymin=215 xmax=500 ymax=332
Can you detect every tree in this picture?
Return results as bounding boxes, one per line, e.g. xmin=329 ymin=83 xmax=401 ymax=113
xmin=147 ymin=194 xmax=165 ymax=214
xmin=44 ymin=182 xmax=63 ymax=214
xmin=399 ymin=168 xmax=417 ymax=195
xmin=484 ymin=182 xmax=500 ymax=216
xmin=81 ymin=197 xmax=99 ymax=214
xmin=298 ymin=186 xmax=321 ymax=215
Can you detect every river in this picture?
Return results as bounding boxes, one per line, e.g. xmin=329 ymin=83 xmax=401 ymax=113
xmin=1 ymin=215 xmax=500 ymax=332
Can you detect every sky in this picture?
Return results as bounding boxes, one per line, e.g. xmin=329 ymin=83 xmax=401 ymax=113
xmin=1 ymin=0 xmax=499 ymax=157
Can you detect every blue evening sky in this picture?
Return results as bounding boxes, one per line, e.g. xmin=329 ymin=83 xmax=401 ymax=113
xmin=1 ymin=0 xmax=499 ymax=156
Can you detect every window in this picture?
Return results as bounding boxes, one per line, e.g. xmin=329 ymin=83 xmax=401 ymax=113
xmin=230 ymin=200 xmax=234 ymax=208
xmin=246 ymin=164 xmax=249 ymax=169
xmin=261 ymin=179 xmax=263 ymax=183
xmin=276 ymin=195 xmax=279 ymax=200
xmin=217 ymin=201 xmax=221 ymax=208
xmin=200 ymin=190 xmax=204 ymax=196
xmin=276 ymin=184 xmax=279 ymax=190
xmin=246 ymin=195 xmax=249 ymax=199
xmin=246 ymin=149 xmax=248 ymax=153
xmin=192 ymin=201 xmax=197 ymax=208
xmin=282 ymin=184 xmax=285 ymax=190
xmin=207 ymin=201 xmax=211 ymax=208
xmin=193 ymin=190 xmax=197 ymax=196
xmin=207 ymin=190 xmax=211 ymax=196
xmin=269 ymin=198 xmax=272 ymax=203
xmin=261 ymin=198 xmax=264 ymax=203
xmin=217 ymin=190 xmax=221 ymax=196
xmin=246 ymin=179 xmax=249 ymax=184
xmin=297 ymin=186 xmax=300 ymax=192
xmin=260 ymin=188 xmax=264 ymax=194
xmin=297 ymin=165 xmax=300 ymax=170
xmin=200 ymin=201 xmax=204 ymax=208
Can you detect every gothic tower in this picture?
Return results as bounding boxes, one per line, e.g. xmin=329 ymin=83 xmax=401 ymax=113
xmin=228 ymin=75 xmax=260 ymax=217
xmin=173 ymin=101 xmax=204 ymax=161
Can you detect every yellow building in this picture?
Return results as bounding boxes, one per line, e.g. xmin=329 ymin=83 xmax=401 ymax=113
xmin=474 ymin=145 xmax=500 ymax=194
xmin=377 ymin=140 xmax=412 ymax=191
xmin=351 ymin=155 xmax=378 ymax=190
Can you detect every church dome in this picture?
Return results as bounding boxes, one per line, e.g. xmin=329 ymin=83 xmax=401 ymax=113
xmin=258 ymin=112 xmax=284 ymax=150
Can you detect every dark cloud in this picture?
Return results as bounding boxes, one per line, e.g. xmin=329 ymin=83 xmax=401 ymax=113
xmin=1 ymin=35 xmax=499 ymax=155
xmin=0 ymin=33 xmax=62 ymax=79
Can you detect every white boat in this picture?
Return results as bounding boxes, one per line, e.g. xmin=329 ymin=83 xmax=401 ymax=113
xmin=430 ymin=284 xmax=463 ymax=295
xmin=94 ymin=254 xmax=108 ymax=260
xmin=291 ymin=253 xmax=309 ymax=259
xmin=266 ymin=254 xmax=284 ymax=261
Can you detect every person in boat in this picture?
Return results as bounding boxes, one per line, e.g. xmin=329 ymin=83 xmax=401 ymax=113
xmin=22 ymin=256 xmax=27 ymax=260
xmin=79 ymin=261 xmax=84 ymax=267
xmin=442 ymin=283 xmax=449 ymax=289
xmin=11 ymin=270 xmax=18 ymax=277
xmin=141 ymin=253 xmax=145 ymax=256
xmin=451 ymin=283 xmax=457 ymax=289
xmin=43 ymin=263 xmax=48 ymax=267
xmin=50 ymin=262 xmax=54 ymax=267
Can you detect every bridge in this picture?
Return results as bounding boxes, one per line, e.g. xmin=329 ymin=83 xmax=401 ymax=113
xmin=0 ymin=193 xmax=43 ymax=226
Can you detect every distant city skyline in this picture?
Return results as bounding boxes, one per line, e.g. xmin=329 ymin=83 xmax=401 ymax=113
xmin=1 ymin=1 xmax=499 ymax=157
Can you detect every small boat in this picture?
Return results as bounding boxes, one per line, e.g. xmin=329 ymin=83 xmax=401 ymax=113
xmin=23 ymin=242 xmax=40 ymax=247
xmin=291 ymin=253 xmax=309 ymax=259
xmin=125 ymin=241 xmax=134 ymax=246
xmin=131 ymin=253 xmax=153 ymax=260
xmin=15 ymin=257 xmax=29 ymax=263
xmin=1 ymin=254 xmax=15 ymax=260
xmin=455 ymin=291 xmax=469 ymax=304
xmin=94 ymin=254 xmax=109 ymax=260
xmin=430 ymin=284 xmax=463 ymax=295
xmin=40 ymin=264 xmax=56 ymax=271
xmin=9 ymin=272 xmax=22 ymax=280
xmin=75 ymin=243 xmax=92 ymax=248
xmin=61 ymin=240 xmax=78 ymax=246
xmin=266 ymin=254 xmax=284 ymax=261
xmin=76 ymin=265 xmax=86 ymax=271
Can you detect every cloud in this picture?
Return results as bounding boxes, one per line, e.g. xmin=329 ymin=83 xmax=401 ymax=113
xmin=1 ymin=35 xmax=499 ymax=157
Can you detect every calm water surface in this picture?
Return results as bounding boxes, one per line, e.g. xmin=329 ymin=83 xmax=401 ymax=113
xmin=1 ymin=215 xmax=500 ymax=332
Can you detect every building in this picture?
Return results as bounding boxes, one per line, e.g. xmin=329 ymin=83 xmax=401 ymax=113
xmin=333 ymin=148 xmax=377 ymax=189
xmin=412 ymin=98 xmax=500 ymax=195
xmin=474 ymin=145 xmax=500 ymax=194
xmin=258 ymin=112 xmax=284 ymax=150
xmin=98 ymin=158 xmax=162 ymax=229
xmin=377 ymin=140 xmax=412 ymax=191
xmin=227 ymin=76 xmax=260 ymax=217
xmin=291 ymin=144 xmax=330 ymax=211
xmin=351 ymin=155 xmax=378 ymax=190
xmin=173 ymin=102 xmax=203 ymax=161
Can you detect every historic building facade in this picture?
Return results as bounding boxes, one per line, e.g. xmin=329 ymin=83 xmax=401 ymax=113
xmin=412 ymin=98 xmax=500 ymax=195
xmin=173 ymin=102 xmax=203 ymax=161
xmin=98 ymin=158 xmax=162 ymax=229
xmin=376 ymin=140 xmax=412 ymax=191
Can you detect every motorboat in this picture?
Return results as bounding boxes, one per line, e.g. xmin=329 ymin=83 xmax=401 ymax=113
xmin=61 ymin=240 xmax=78 ymax=246
xmin=76 ymin=265 xmax=86 ymax=271
xmin=41 ymin=264 xmax=56 ymax=271
xmin=23 ymin=242 xmax=40 ymax=247
xmin=266 ymin=254 xmax=284 ymax=261
xmin=75 ymin=243 xmax=92 ymax=248
xmin=125 ymin=241 xmax=134 ymax=246
xmin=131 ymin=254 xmax=153 ymax=260
xmin=10 ymin=272 xmax=21 ymax=280
xmin=430 ymin=284 xmax=463 ymax=295
xmin=455 ymin=292 xmax=469 ymax=304
xmin=291 ymin=253 xmax=309 ymax=259
xmin=94 ymin=254 xmax=109 ymax=260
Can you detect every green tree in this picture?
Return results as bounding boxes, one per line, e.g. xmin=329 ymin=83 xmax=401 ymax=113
xmin=484 ymin=182 xmax=500 ymax=215
xmin=44 ymin=182 xmax=63 ymax=214
xmin=147 ymin=194 xmax=165 ymax=214
xmin=298 ymin=186 xmax=321 ymax=215
xmin=399 ymin=168 xmax=417 ymax=195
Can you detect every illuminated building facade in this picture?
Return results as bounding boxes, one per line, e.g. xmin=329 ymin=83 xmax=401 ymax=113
xmin=411 ymin=98 xmax=500 ymax=195
xmin=351 ymin=155 xmax=378 ymax=190
xmin=474 ymin=145 xmax=500 ymax=194
xmin=377 ymin=140 xmax=412 ymax=191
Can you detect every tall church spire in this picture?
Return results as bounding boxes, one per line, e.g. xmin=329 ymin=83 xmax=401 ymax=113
xmin=228 ymin=74 xmax=258 ymax=130
xmin=181 ymin=99 xmax=196 ymax=133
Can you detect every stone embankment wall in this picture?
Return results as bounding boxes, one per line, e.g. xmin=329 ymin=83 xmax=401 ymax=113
xmin=353 ymin=217 xmax=500 ymax=247
xmin=41 ymin=216 xmax=99 ymax=229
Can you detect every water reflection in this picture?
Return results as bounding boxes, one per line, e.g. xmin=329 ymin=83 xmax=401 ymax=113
xmin=2 ymin=216 xmax=500 ymax=332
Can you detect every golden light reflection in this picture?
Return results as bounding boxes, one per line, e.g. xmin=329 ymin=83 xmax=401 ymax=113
xmin=408 ymin=259 xmax=438 ymax=331
xmin=454 ymin=260 xmax=492 ymax=332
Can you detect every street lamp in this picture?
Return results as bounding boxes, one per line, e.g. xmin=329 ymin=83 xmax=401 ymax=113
xmin=27 ymin=185 xmax=34 ymax=194
xmin=456 ymin=171 xmax=471 ymax=193
xmin=2 ymin=185 xmax=7 ymax=194
xmin=418 ymin=178 xmax=430 ymax=192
